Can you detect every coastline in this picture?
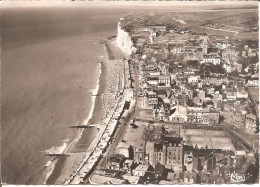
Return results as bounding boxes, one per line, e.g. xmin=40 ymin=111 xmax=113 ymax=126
xmin=44 ymin=37 xmax=123 ymax=184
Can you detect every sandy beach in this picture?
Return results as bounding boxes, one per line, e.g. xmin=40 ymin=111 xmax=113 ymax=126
xmin=44 ymin=38 xmax=126 ymax=184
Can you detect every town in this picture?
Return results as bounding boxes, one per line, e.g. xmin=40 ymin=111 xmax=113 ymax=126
xmin=69 ymin=10 xmax=259 ymax=185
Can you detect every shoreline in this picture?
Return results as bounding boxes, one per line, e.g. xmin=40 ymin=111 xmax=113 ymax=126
xmin=44 ymin=38 xmax=118 ymax=184
xmin=66 ymin=38 xmax=129 ymax=184
xmin=43 ymin=44 xmax=106 ymax=184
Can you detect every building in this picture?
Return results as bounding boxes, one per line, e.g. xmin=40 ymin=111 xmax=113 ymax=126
xmin=134 ymin=142 xmax=146 ymax=164
xmin=169 ymin=105 xmax=188 ymax=123
xmin=184 ymin=151 xmax=193 ymax=172
xmin=146 ymin=141 xmax=156 ymax=167
xmin=202 ymin=36 xmax=208 ymax=55
xmin=247 ymin=78 xmax=259 ymax=87
xmin=151 ymin=25 xmax=167 ymax=32
xmin=192 ymin=149 xmax=217 ymax=173
xmin=245 ymin=113 xmax=258 ymax=134
xmin=226 ymin=88 xmax=237 ymax=100
xmin=153 ymin=103 xmax=170 ymax=121
xmin=188 ymin=76 xmax=200 ymax=84
xmin=158 ymin=75 xmax=171 ymax=87
xmin=203 ymin=54 xmax=221 ymax=65
xmin=106 ymin=154 xmax=125 ymax=170
xmin=173 ymin=47 xmax=182 ymax=54
xmin=141 ymin=91 xmax=158 ymax=109
xmin=163 ymin=137 xmax=183 ymax=172
xmin=180 ymin=85 xmax=194 ymax=99
xmin=154 ymin=141 xmax=167 ymax=167
xmin=145 ymin=136 xmax=183 ymax=173
xmin=132 ymin=164 xmax=150 ymax=177
xmin=116 ymin=142 xmax=131 ymax=158
xmin=187 ymin=107 xmax=219 ymax=124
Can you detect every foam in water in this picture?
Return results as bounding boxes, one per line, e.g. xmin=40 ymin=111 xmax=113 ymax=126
xmin=45 ymin=140 xmax=68 ymax=155
xmin=82 ymin=62 xmax=102 ymax=126
xmin=42 ymin=62 xmax=103 ymax=184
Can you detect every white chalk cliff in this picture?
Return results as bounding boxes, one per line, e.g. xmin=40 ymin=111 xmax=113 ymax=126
xmin=116 ymin=22 xmax=136 ymax=56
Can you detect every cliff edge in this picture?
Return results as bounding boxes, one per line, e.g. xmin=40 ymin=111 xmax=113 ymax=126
xmin=116 ymin=22 xmax=136 ymax=56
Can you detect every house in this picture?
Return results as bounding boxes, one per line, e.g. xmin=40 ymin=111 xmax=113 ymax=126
xmin=226 ymin=88 xmax=237 ymax=100
xmin=158 ymin=75 xmax=171 ymax=87
xmin=141 ymin=91 xmax=158 ymax=109
xmin=193 ymin=149 xmax=217 ymax=172
xmin=184 ymin=151 xmax=193 ymax=172
xmin=146 ymin=141 xmax=156 ymax=167
xmin=187 ymin=107 xmax=219 ymax=124
xmin=116 ymin=142 xmax=131 ymax=158
xmin=151 ymin=25 xmax=167 ymax=32
xmin=169 ymin=105 xmax=188 ymax=123
xmin=153 ymin=103 xmax=170 ymax=121
xmin=163 ymin=136 xmax=184 ymax=172
xmin=236 ymin=88 xmax=248 ymax=99
xmin=203 ymin=55 xmax=221 ymax=65
xmin=106 ymin=154 xmax=125 ymax=170
xmin=188 ymin=76 xmax=200 ymax=84
xmin=183 ymin=172 xmax=199 ymax=184
xmin=247 ymin=78 xmax=259 ymax=87
xmin=180 ymin=85 xmax=194 ymax=99
xmin=132 ymin=164 xmax=149 ymax=177
xmin=123 ymin=159 xmax=134 ymax=172
xmin=134 ymin=142 xmax=146 ymax=164
xmin=154 ymin=141 xmax=167 ymax=166
xmin=138 ymin=169 xmax=158 ymax=184
xmin=245 ymin=113 xmax=258 ymax=134
xmin=173 ymin=47 xmax=182 ymax=54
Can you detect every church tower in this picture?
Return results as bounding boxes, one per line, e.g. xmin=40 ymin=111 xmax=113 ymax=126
xmin=202 ymin=36 xmax=208 ymax=54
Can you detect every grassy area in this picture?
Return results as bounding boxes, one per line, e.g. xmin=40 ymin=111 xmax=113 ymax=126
xmin=234 ymin=32 xmax=259 ymax=41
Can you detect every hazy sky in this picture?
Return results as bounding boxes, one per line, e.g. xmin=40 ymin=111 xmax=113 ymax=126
xmin=1 ymin=0 xmax=258 ymax=9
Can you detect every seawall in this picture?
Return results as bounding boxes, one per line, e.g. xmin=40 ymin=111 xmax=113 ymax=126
xmin=116 ymin=22 xmax=136 ymax=56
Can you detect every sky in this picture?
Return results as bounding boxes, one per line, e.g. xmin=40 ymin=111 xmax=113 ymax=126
xmin=1 ymin=0 xmax=258 ymax=9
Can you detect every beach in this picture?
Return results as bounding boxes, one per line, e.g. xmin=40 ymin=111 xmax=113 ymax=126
xmin=44 ymin=37 xmax=127 ymax=184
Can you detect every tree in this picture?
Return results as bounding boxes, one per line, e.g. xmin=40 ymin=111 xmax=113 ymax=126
xmin=229 ymin=70 xmax=239 ymax=77
xmin=187 ymin=60 xmax=200 ymax=69
xmin=186 ymin=99 xmax=195 ymax=107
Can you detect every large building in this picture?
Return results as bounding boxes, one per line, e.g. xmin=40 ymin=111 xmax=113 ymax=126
xmin=164 ymin=137 xmax=183 ymax=172
xmin=134 ymin=142 xmax=146 ymax=164
xmin=169 ymin=105 xmax=187 ymax=123
xmin=141 ymin=91 xmax=158 ymax=109
xmin=145 ymin=137 xmax=184 ymax=173
xmin=187 ymin=107 xmax=219 ymax=124
xmin=245 ymin=113 xmax=258 ymax=134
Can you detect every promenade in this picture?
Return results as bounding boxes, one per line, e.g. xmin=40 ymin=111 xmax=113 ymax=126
xmin=66 ymin=55 xmax=134 ymax=184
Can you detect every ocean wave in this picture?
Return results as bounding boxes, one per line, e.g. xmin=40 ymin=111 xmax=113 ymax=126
xmin=82 ymin=62 xmax=102 ymax=126
xmin=43 ymin=52 xmax=103 ymax=184
xmin=45 ymin=140 xmax=69 ymax=155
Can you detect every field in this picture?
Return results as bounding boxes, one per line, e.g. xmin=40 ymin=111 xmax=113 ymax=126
xmin=126 ymin=6 xmax=258 ymax=42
